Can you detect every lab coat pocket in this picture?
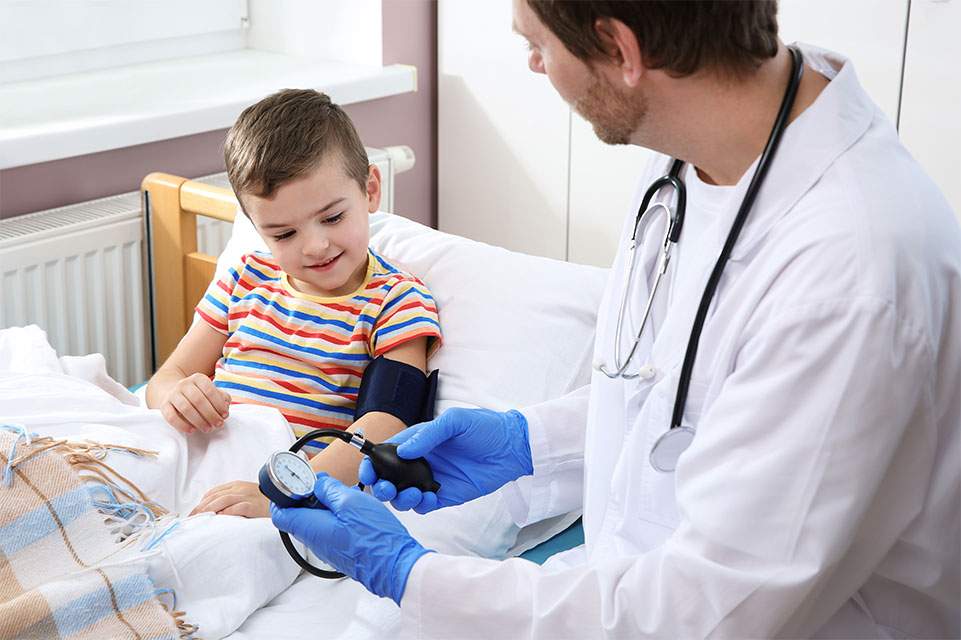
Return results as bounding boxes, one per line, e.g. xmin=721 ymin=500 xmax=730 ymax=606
xmin=615 ymin=375 xmax=712 ymax=549
xmin=608 ymin=383 xmax=682 ymax=550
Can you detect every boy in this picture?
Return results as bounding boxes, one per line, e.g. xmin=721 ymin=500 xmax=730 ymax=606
xmin=145 ymin=89 xmax=441 ymax=518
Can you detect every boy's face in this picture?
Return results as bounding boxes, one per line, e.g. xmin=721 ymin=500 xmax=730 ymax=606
xmin=242 ymin=154 xmax=381 ymax=298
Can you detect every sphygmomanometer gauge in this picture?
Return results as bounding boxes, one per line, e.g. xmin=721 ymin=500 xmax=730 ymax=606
xmin=259 ymin=450 xmax=321 ymax=509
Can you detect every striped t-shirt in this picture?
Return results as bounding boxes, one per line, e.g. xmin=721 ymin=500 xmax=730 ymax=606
xmin=196 ymin=249 xmax=441 ymax=450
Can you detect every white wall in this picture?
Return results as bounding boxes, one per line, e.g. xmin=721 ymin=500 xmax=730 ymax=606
xmin=437 ymin=0 xmax=569 ymax=259
xmin=439 ymin=0 xmax=959 ymax=267
xmin=898 ymin=0 xmax=961 ymax=216
xmin=0 ymin=0 xmax=247 ymax=83
xmin=247 ymin=0 xmax=383 ymax=65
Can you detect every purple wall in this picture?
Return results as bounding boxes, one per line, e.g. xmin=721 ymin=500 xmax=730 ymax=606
xmin=0 ymin=0 xmax=437 ymax=227
xmin=349 ymin=0 xmax=437 ymax=226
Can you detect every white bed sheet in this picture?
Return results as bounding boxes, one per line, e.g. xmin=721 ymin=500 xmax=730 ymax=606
xmin=1 ymin=210 xmax=609 ymax=638
xmin=1 ymin=325 xmax=564 ymax=638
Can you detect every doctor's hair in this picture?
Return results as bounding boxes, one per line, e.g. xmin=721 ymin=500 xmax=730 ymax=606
xmin=223 ymin=89 xmax=369 ymax=207
xmin=526 ymin=0 xmax=780 ymax=78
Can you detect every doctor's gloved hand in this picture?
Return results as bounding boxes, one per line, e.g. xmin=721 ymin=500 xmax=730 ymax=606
xmin=358 ymin=408 xmax=533 ymax=514
xmin=269 ymin=473 xmax=429 ymax=605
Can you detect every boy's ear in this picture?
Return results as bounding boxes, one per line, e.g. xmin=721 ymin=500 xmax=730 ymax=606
xmin=366 ymin=164 xmax=382 ymax=213
xmin=594 ymin=17 xmax=643 ymax=87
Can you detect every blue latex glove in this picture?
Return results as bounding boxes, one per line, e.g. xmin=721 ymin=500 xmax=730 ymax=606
xmin=270 ymin=472 xmax=430 ymax=605
xmin=358 ymin=407 xmax=533 ymax=513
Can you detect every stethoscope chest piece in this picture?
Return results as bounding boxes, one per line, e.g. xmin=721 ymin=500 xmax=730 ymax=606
xmin=649 ymin=425 xmax=695 ymax=473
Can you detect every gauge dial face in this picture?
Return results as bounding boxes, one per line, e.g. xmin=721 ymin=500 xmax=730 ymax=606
xmin=268 ymin=451 xmax=316 ymax=497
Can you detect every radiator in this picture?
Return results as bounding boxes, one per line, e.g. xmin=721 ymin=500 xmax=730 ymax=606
xmin=0 ymin=147 xmax=404 ymax=388
xmin=0 ymin=191 xmax=150 ymax=387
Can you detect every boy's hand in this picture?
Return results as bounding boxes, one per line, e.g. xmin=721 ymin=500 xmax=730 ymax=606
xmin=159 ymin=373 xmax=231 ymax=434
xmin=190 ymin=481 xmax=270 ymax=518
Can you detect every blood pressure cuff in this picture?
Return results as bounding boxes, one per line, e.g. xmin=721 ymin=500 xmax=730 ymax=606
xmin=354 ymin=356 xmax=439 ymax=427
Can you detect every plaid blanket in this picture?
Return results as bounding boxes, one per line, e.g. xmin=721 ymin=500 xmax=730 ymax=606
xmin=0 ymin=425 xmax=184 ymax=640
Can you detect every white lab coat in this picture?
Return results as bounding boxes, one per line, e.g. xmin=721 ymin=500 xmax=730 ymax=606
xmin=401 ymin=45 xmax=960 ymax=639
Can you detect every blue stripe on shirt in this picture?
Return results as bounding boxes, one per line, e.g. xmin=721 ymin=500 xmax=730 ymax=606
xmin=221 ymin=358 xmax=362 ymax=393
xmin=234 ymin=325 xmax=370 ymax=361
xmin=216 ymin=380 xmax=356 ymax=416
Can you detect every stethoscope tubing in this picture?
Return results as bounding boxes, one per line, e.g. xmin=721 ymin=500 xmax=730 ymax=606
xmin=602 ymin=161 xmax=686 ymax=379
xmin=668 ymin=45 xmax=804 ymax=431
xmin=600 ymin=46 xmax=804 ymax=472
xmin=635 ymin=159 xmax=686 ymax=244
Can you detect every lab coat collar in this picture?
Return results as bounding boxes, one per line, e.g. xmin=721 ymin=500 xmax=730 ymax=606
xmin=717 ymin=44 xmax=877 ymax=261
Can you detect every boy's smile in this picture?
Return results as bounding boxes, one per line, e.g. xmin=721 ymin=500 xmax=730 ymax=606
xmin=242 ymin=153 xmax=382 ymax=298
xmin=307 ymin=254 xmax=341 ymax=271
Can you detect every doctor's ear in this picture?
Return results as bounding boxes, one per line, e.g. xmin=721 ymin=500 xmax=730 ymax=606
xmin=594 ymin=17 xmax=643 ymax=87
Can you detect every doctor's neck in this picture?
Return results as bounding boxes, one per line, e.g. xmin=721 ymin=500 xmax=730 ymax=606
xmin=640 ymin=42 xmax=829 ymax=187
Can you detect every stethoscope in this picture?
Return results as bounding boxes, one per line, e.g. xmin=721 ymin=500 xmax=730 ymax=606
xmin=594 ymin=45 xmax=804 ymax=473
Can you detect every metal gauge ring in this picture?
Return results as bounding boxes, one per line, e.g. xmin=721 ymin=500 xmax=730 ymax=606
xmin=259 ymin=451 xmax=321 ymax=509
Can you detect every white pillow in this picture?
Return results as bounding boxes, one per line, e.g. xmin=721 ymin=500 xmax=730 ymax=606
xmin=215 ymin=209 xmax=609 ymax=412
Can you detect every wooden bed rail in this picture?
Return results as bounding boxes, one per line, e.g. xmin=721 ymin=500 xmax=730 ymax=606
xmin=141 ymin=172 xmax=238 ymax=368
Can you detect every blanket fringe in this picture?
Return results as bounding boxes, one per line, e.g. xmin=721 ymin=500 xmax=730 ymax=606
xmin=2 ymin=424 xmax=54 ymax=483
xmin=59 ymin=441 xmax=201 ymax=638
xmin=2 ymin=426 xmax=165 ymax=522
xmin=162 ymin=604 xmax=201 ymax=639
xmin=1 ymin=425 xmax=193 ymax=640
xmin=63 ymin=441 xmax=168 ymax=519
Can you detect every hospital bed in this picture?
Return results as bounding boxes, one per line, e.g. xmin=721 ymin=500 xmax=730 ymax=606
xmin=0 ymin=174 xmax=605 ymax=639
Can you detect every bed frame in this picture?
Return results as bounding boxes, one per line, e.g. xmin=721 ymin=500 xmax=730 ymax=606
xmin=141 ymin=173 xmax=238 ymax=367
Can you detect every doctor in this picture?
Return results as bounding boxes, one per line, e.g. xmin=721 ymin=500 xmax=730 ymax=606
xmin=272 ymin=1 xmax=961 ymax=637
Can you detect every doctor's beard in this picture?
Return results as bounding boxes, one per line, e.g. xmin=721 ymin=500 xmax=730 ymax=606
xmin=574 ymin=71 xmax=647 ymax=146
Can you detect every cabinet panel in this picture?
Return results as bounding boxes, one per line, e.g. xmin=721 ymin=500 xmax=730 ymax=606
xmin=437 ymin=0 xmax=570 ymax=259
xmin=898 ymin=0 xmax=961 ymax=222
xmin=567 ymin=113 xmax=651 ymax=267
xmin=778 ymin=0 xmax=908 ymax=123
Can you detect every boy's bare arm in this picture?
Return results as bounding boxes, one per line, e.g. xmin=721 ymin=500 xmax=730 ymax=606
xmin=309 ymin=336 xmax=431 ymax=486
xmin=146 ymin=321 xmax=230 ymax=434
xmin=190 ymin=337 xmax=431 ymax=518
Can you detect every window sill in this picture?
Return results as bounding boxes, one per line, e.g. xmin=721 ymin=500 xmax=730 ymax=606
xmin=0 ymin=49 xmax=416 ymax=170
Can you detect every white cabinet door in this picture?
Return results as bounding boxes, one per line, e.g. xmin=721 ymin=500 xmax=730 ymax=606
xmin=778 ymin=0 xmax=909 ymax=123
xmin=437 ymin=0 xmax=570 ymax=259
xmin=898 ymin=0 xmax=961 ymax=223
xmin=567 ymin=113 xmax=651 ymax=267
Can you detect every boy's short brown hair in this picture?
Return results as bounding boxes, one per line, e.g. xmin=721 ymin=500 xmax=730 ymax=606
xmin=527 ymin=0 xmax=779 ymax=78
xmin=224 ymin=89 xmax=369 ymax=204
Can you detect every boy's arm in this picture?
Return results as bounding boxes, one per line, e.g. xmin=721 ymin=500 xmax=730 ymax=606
xmin=309 ymin=336 xmax=430 ymax=486
xmin=145 ymin=321 xmax=231 ymax=434
xmin=189 ymin=336 xmax=431 ymax=518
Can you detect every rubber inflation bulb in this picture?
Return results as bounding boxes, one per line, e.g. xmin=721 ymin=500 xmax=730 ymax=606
xmin=363 ymin=442 xmax=441 ymax=493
